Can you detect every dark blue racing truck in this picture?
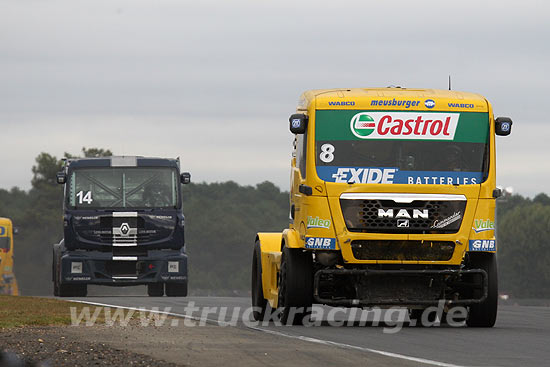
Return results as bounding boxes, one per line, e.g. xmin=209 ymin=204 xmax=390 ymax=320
xmin=52 ymin=156 xmax=191 ymax=297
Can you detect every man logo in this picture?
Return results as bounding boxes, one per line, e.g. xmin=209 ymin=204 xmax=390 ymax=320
xmin=120 ymin=223 xmax=130 ymax=236
xmin=350 ymin=113 xmax=375 ymax=138
xmin=397 ymin=219 xmax=409 ymax=228
xmin=291 ymin=119 xmax=301 ymax=129
xmin=378 ymin=208 xmax=429 ymax=219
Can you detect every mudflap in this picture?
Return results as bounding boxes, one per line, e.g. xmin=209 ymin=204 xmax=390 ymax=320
xmin=255 ymin=233 xmax=283 ymax=309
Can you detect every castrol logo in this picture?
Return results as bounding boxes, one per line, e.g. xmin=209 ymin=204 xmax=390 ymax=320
xmin=350 ymin=112 xmax=459 ymax=140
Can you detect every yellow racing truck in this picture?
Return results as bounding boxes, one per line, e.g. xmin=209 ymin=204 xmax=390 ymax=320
xmin=252 ymin=88 xmax=512 ymax=327
xmin=0 ymin=217 xmax=19 ymax=296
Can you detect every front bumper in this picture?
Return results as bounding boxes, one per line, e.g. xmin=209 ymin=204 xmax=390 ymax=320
xmin=59 ymin=249 xmax=188 ymax=286
xmin=313 ymin=268 xmax=488 ymax=307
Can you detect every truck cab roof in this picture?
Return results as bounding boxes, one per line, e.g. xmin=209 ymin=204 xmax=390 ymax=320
xmin=298 ymin=87 xmax=489 ymax=112
xmin=65 ymin=156 xmax=180 ymax=169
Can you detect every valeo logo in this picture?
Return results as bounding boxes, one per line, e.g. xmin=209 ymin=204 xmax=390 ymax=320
xmin=472 ymin=219 xmax=495 ymax=233
xmin=307 ymin=216 xmax=331 ymax=229
xmin=350 ymin=113 xmax=376 ymax=138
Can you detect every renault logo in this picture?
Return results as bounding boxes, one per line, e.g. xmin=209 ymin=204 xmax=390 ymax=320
xmin=120 ymin=223 xmax=130 ymax=236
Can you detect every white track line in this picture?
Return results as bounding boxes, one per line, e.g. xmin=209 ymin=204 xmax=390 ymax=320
xmin=69 ymin=300 xmax=468 ymax=367
xmin=246 ymin=325 xmax=467 ymax=367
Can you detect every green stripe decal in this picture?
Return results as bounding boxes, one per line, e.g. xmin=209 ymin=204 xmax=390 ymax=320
xmin=315 ymin=110 xmax=489 ymax=143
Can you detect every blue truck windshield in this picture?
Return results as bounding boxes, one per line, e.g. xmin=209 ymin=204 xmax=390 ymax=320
xmin=68 ymin=167 xmax=179 ymax=209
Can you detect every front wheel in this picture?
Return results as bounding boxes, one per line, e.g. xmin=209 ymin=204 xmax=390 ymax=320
xmin=166 ymin=282 xmax=187 ymax=297
xmin=53 ymin=252 xmax=60 ymax=297
xmin=251 ymin=240 xmax=267 ymax=321
xmin=54 ymin=253 xmax=87 ymax=297
xmin=58 ymin=284 xmax=87 ymax=297
xmin=147 ymin=283 xmax=165 ymax=297
xmin=278 ymin=246 xmax=313 ymax=325
xmin=466 ymin=253 xmax=498 ymax=327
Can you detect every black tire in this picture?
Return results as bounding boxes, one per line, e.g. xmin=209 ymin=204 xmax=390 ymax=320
xmin=166 ymin=282 xmax=187 ymax=297
xmin=466 ymin=253 xmax=498 ymax=327
xmin=53 ymin=252 xmax=60 ymax=297
xmin=409 ymin=308 xmax=450 ymax=327
xmin=53 ymin=280 xmax=60 ymax=297
xmin=278 ymin=246 xmax=313 ymax=325
xmin=58 ymin=284 xmax=87 ymax=297
xmin=409 ymin=309 xmax=424 ymax=326
xmin=53 ymin=252 xmax=87 ymax=297
xmin=147 ymin=283 xmax=165 ymax=297
xmin=251 ymin=240 xmax=267 ymax=321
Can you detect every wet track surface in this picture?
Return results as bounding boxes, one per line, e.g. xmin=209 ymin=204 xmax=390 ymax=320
xmin=66 ymin=294 xmax=550 ymax=367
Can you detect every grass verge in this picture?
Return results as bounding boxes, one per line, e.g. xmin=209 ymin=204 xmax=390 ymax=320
xmin=0 ymin=295 xmax=97 ymax=328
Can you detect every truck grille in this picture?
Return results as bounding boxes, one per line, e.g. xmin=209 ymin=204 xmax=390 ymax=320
xmin=104 ymin=261 xmax=138 ymax=277
xmin=340 ymin=194 xmax=466 ymax=234
xmin=99 ymin=233 xmax=155 ymax=244
xmin=351 ymin=240 xmax=455 ymax=261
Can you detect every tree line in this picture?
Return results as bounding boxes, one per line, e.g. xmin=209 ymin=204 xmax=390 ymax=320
xmin=0 ymin=148 xmax=548 ymax=298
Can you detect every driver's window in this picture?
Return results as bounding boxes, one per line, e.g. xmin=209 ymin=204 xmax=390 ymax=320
xmin=296 ymin=132 xmax=307 ymax=179
xmin=0 ymin=237 xmax=10 ymax=252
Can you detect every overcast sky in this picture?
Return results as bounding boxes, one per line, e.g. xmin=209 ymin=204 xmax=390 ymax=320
xmin=1 ymin=0 xmax=548 ymax=195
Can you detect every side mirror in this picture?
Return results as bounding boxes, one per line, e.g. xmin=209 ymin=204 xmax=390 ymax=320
xmin=180 ymin=172 xmax=191 ymax=184
xmin=56 ymin=172 xmax=66 ymax=184
xmin=495 ymin=117 xmax=512 ymax=136
xmin=298 ymin=184 xmax=312 ymax=196
xmin=289 ymin=113 xmax=308 ymax=134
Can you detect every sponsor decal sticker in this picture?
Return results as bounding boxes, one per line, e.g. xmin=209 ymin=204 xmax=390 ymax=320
xmin=315 ymin=110 xmax=489 ymax=144
xmin=425 ymin=99 xmax=435 ymax=109
xmin=317 ymin=166 xmax=481 ymax=185
xmin=0 ymin=226 xmax=5 ymax=236
xmin=169 ymin=275 xmax=186 ymax=280
xmin=305 ymin=237 xmax=336 ymax=250
xmin=350 ymin=112 xmax=459 ymax=140
xmin=168 ymin=261 xmax=179 ymax=273
xmin=469 ymin=239 xmax=496 ymax=251
xmin=472 ymin=219 xmax=494 ymax=233
xmin=448 ymin=102 xmax=474 ymax=109
xmin=351 ymin=114 xmax=376 ymax=137
xmin=307 ymin=216 xmax=331 ymax=229
xmin=331 ymin=167 xmax=397 ymax=184
xmin=431 ymin=211 xmax=462 ymax=229
xmin=71 ymin=262 xmax=83 ymax=274
xmin=328 ymin=101 xmax=355 ymax=106
xmin=370 ymin=99 xmax=419 ymax=108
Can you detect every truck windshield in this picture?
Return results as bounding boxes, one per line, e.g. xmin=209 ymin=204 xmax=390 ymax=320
xmin=315 ymin=110 xmax=489 ymax=185
xmin=0 ymin=237 xmax=10 ymax=252
xmin=68 ymin=167 xmax=179 ymax=209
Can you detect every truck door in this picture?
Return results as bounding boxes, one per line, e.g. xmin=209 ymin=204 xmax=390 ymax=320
xmin=291 ymin=132 xmax=309 ymax=240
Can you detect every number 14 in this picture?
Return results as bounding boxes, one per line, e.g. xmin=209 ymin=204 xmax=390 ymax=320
xmin=77 ymin=191 xmax=93 ymax=204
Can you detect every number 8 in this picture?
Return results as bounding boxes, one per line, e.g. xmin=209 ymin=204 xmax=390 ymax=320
xmin=320 ymin=144 xmax=335 ymax=163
